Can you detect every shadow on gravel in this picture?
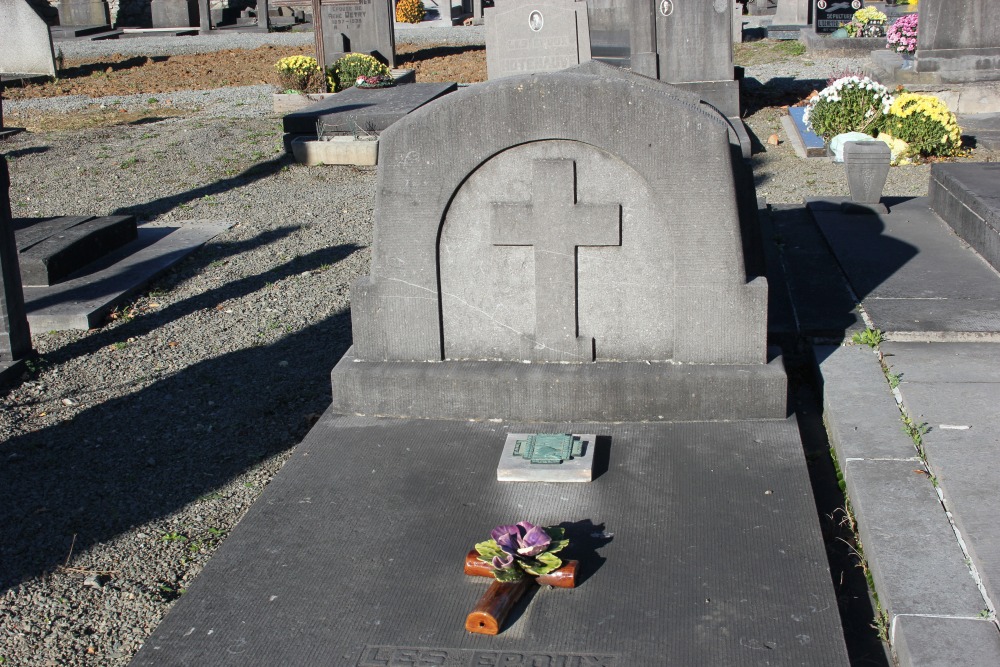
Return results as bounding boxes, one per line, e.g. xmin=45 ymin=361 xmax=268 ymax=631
xmin=0 ymin=273 xmax=358 ymax=594
xmin=2 ymin=146 xmax=50 ymax=159
xmin=111 ymin=155 xmax=291 ymax=223
xmin=741 ymin=76 xmax=827 ymax=117
xmin=396 ymin=44 xmax=485 ymax=65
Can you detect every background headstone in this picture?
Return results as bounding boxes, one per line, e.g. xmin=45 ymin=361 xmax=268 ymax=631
xmin=631 ymin=0 xmax=740 ymax=118
xmin=814 ymin=0 xmax=860 ymax=34
xmin=150 ymin=0 xmax=198 ymax=26
xmin=0 ymin=157 xmax=32 ymax=386
xmin=0 ymin=0 xmax=57 ymax=79
xmin=915 ymin=0 xmax=1000 ymax=81
xmin=772 ymin=0 xmax=809 ymax=25
xmin=485 ymin=0 xmax=591 ymax=79
xmin=56 ymin=0 xmax=111 ymax=26
xmin=312 ymin=0 xmax=396 ymax=69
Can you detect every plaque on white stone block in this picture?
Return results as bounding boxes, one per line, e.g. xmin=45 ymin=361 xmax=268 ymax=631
xmin=497 ymin=433 xmax=596 ymax=482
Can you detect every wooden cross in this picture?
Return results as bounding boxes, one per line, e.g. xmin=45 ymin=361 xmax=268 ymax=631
xmin=463 ymin=549 xmax=579 ymax=635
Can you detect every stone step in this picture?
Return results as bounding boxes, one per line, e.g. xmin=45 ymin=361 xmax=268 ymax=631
xmin=929 ymin=162 xmax=1000 ymax=273
xmin=14 ymin=215 xmax=138 ymax=287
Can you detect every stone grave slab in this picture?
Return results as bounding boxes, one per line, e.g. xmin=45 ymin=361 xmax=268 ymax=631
xmin=22 ymin=221 xmax=230 ymax=331
xmin=484 ymin=0 xmax=591 ymax=79
xmin=312 ymin=0 xmax=396 ymax=69
xmin=282 ymin=82 xmax=458 ymax=136
xmin=808 ymin=196 xmax=1000 ymax=340
xmin=496 ymin=433 xmax=596 ymax=482
xmin=929 ymin=162 xmax=1000 ymax=273
xmin=894 ymin=616 xmax=1000 ymax=667
xmin=913 ymin=0 xmax=1000 ymax=82
xmin=813 ymin=0 xmax=858 ymax=34
xmin=884 ymin=341 xmax=1000 ymax=609
xmin=131 ymin=413 xmax=849 ymax=666
xmin=151 ymin=0 xmax=199 ymax=27
xmin=586 ymin=0 xmax=629 ymax=67
xmin=14 ymin=215 xmax=138 ymax=287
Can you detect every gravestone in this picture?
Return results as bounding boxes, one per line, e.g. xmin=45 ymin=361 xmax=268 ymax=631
xmin=130 ymin=62 xmax=850 ymax=666
xmin=334 ymin=61 xmax=777 ymax=421
xmin=311 ymin=0 xmax=396 ymax=70
xmin=630 ymin=0 xmax=741 ymax=119
xmin=587 ymin=0 xmax=630 ymax=66
xmin=912 ymin=0 xmax=1000 ymax=82
xmin=13 ymin=215 xmax=138 ymax=286
xmin=814 ymin=0 xmax=860 ymax=34
xmin=56 ymin=0 xmax=111 ymax=26
xmin=151 ymin=0 xmax=198 ymax=27
xmin=747 ymin=0 xmax=777 ymax=14
xmin=485 ymin=0 xmax=592 ymax=79
xmin=1 ymin=0 xmax=57 ymax=139
xmin=0 ymin=158 xmax=32 ymax=388
xmin=772 ymin=0 xmax=808 ymax=24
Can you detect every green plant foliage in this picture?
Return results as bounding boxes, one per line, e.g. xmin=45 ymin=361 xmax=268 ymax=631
xmin=851 ymin=327 xmax=884 ymax=348
xmin=804 ymin=77 xmax=893 ymax=142
xmin=275 ymin=55 xmax=327 ymax=93
xmin=327 ymin=53 xmax=391 ymax=93
xmin=395 ymin=0 xmax=426 ymax=24
xmin=882 ymin=93 xmax=963 ymax=158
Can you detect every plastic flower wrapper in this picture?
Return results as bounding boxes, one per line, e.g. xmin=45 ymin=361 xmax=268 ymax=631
xmin=474 ymin=522 xmax=570 ymax=582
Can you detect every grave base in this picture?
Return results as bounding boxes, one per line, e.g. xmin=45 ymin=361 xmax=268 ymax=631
xmin=330 ymin=347 xmax=788 ymax=421
xmin=290 ymin=135 xmax=378 ymax=166
xmin=131 ymin=410 xmax=848 ymax=666
xmin=23 ymin=221 xmax=230 ymax=331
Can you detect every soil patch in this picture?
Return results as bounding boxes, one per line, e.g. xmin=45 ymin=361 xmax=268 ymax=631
xmin=2 ymin=44 xmax=487 ymax=101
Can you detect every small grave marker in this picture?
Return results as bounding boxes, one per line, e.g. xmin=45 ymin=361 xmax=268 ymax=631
xmin=814 ymin=0 xmax=860 ymax=34
xmin=497 ymin=433 xmax=596 ymax=481
xmin=312 ymin=0 xmax=396 ymax=70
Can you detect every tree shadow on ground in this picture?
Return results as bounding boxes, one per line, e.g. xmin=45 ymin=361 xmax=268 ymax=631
xmin=0 ymin=297 xmax=355 ymax=593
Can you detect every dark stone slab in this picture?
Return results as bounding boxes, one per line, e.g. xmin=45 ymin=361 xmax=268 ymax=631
xmin=809 ymin=196 xmax=1000 ymax=339
xmin=0 ymin=157 xmax=31 ymax=389
xmin=49 ymin=24 xmax=111 ymax=38
xmin=959 ymin=112 xmax=1000 ymax=150
xmin=131 ymin=411 xmax=849 ymax=666
xmin=313 ymin=0 xmax=396 ymax=69
xmin=14 ymin=215 xmax=138 ymax=287
xmin=56 ymin=0 xmax=109 ymax=27
xmin=151 ymin=0 xmax=199 ymax=27
xmin=813 ymin=0 xmax=854 ymax=34
xmin=282 ymin=82 xmax=458 ymax=135
xmin=929 ymin=162 xmax=1000 ymax=273
xmin=23 ymin=221 xmax=229 ymax=331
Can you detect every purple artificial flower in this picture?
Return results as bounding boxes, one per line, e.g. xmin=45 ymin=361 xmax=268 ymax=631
xmin=491 ymin=552 xmax=515 ymax=570
xmin=491 ymin=521 xmax=552 ymax=558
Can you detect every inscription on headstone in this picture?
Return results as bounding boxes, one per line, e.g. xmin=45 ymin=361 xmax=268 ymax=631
xmin=312 ymin=0 xmax=396 ymax=69
xmin=814 ymin=0 xmax=861 ymax=34
xmin=485 ymin=0 xmax=592 ymax=79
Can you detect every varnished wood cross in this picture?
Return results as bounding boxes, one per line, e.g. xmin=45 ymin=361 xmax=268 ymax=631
xmin=463 ymin=549 xmax=579 ymax=635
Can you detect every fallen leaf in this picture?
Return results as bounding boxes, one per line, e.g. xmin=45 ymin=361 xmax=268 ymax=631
xmin=168 ymin=341 xmax=179 ymax=348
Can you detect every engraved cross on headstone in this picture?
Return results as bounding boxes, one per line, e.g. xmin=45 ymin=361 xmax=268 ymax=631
xmin=490 ymin=159 xmax=621 ymax=361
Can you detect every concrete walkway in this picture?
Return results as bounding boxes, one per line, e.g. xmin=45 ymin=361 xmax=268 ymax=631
xmin=779 ymin=197 xmax=1000 ymax=666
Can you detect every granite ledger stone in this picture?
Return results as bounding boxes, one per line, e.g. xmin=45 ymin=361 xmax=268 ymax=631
xmin=331 ymin=62 xmax=782 ymax=421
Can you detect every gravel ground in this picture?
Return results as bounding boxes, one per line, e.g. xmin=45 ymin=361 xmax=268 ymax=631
xmin=1 ymin=31 xmax=997 ymax=667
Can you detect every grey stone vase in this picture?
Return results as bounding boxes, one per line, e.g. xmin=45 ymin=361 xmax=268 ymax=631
xmin=842 ymin=141 xmax=891 ymax=214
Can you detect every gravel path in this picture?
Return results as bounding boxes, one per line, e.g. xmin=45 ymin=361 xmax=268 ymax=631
xmin=1 ymin=31 xmax=996 ymax=667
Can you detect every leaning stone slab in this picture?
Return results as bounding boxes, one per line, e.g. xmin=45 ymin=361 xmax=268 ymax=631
xmin=15 ymin=215 xmax=138 ymax=287
xmin=1 ymin=157 xmax=32 ymax=389
xmin=282 ymin=82 xmax=457 ymax=136
xmin=0 ymin=0 xmax=57 ymax=78
xmin=290 ymin=135 xmax=378 ymax=166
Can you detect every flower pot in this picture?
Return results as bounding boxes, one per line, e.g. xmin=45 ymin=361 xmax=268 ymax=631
xmin=843 ymin=141 xmax=891 ymax=213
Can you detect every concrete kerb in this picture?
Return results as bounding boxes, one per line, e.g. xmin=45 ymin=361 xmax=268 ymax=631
xmin=815 ymin=344 xmax=998 ymax=666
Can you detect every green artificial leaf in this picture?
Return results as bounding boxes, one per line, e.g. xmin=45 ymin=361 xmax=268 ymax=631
xmin=546 ymin=539 xmax=570 ymax=555
xmin=522 ymin=552 xmax=562 ymax=576
xmin=543 ymin=526 xmax=566 ymax=541
xmin=475 ymin=539 xmax=504 ymax=563
xmin=494 ymin=567 xmax=526 ymax=583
